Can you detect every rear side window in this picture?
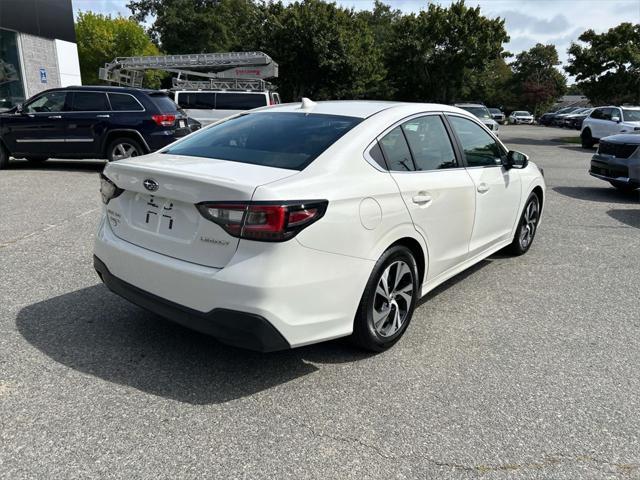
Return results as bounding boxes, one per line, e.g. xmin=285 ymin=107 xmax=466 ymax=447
xmin=176 ymin=92 xmax=216 ymax=109
xmin=70 ymin=92 xmax=110 ymax=111
xmin=150 ymin=94 xmax=179 ymax=112
xmin=379 ymin=126 xmax=414 ymax=171
xmin=401 ymin=116 xmax=457 ymax=171
xmin=215 ymin=93 xmax=267 ymax=110
xmin=163 ymin=112 xmax=362 ymax=170
xmin=108 ymin=93 xmax=144 ymax=111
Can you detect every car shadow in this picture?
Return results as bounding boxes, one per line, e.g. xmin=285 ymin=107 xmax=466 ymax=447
xmin=8 ymin=158 xmax=105 ymax=172
xmin=16 ymin=284 xmax=375 ymax=405
xmin=607 ymin=209 xmax=640 ymax=229
xmin=553 ymin=186 xmax=640 ymax=204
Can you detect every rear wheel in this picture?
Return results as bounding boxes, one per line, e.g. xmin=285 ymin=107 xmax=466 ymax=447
xmin=581 ymin=129 xmax=595 ymax=149
xmin=610 ymin=181 xmax=638 ymax=193
xmin=107 ymin=137 xmax=143 ymax=162
xmin=507 ymin=193 xmax=541 ymax=256
xmin=351 ymin=246 xmax=419 ymax=352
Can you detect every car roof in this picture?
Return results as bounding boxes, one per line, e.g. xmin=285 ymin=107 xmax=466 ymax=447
xmin=454 ymin=103 xmax=486 ymax=107
xmin=260 ymin=100 xmax=471 ymax=119
xmin=40 ymin=85 xmax=162 ymax=95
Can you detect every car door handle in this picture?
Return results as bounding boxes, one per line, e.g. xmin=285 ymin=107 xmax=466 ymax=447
xmin=477 ymin=183 xmax=490 ymax=194
xmin=48 ymin=115 xmax=62 ymax=119
xmin=412 ymin=194 xmax=432 ymax=205
xmin=96 ymin=114 xmax=110 ymax=118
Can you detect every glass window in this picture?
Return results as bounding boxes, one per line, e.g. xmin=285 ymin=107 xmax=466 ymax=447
xmin=459 ymin=106 xmax=492 ymax=119
xmin=401 ymin=116 xmax=457 ymax=171
xmin=176 ymin=92 xmax=216 ymax=109
xmin=163 ymin=112 xmax=362 ymax=171
xmin=24 ymin=91 xmax=68 ymax=113
xmin=108 ymin=93 xmax=143 ymax=111
xmin=0 ymin=29 xmax=25 ymax=110
xmin=590 ymin=108 xmax=603 ymax=120
xmin=622 ymin=109 xmax=640 ymax=122
xmin=149 ymin=93 xmax=179 ymax=112
xmin=70 ymin=91 xmax=110 ymax=111
xmin=368 ymin=142 xmax=387 ymax=169
xmin=215 ymin=93 xmax=268 ymax=110
xmin=448 ymin=115 xmax=504 ymax=167
xmin=601 ymin=108 xmax=613 ymax=120
xmin=379 ymin=126 xmax=414 ymax=171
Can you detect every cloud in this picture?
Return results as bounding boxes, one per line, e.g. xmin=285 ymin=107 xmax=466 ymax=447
xmin=499 ymin=11 xmax=571 ymax=35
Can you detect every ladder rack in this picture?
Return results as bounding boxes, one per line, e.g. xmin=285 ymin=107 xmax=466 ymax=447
xmin=99 ymin=51 xmax=278 ymax=91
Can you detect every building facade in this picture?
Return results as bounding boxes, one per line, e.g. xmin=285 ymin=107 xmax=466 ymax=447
xmin=0 ymin=0 xmax=81 ymax=110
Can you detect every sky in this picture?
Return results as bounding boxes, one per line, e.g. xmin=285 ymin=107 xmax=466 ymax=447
xmin=72 ymin=0 xmax=640 ymax=68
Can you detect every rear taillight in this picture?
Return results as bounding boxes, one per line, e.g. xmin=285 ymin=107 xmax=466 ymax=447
xmin=151 ymin=114 xmax=176 ymax=126
xmin=196 ymin=201 xmax=328 ymax=242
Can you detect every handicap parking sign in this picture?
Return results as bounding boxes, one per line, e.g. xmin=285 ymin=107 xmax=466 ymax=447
xmin=39 ymin=68 xmax=47 ymax=83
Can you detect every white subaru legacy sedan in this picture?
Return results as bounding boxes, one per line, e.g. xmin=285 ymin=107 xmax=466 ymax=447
xmin=94 ymin=100 xmax=545 ymax=352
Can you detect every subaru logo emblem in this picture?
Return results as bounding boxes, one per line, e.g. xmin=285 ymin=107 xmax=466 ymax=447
xmin=143 ymin=179 xmax=159 ymax=191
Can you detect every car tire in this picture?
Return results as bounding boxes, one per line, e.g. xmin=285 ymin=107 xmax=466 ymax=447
xmin=0 ymin=142 xmax=8 ymax=170
xmin=107 ymin=137 xmax=143 ymax=162
xmin=507 ymin=192 xmax=541 ymax=256
xmin=24 ymin=156 xmax=48 ymax=164
xmin=609 ymin=181 xmax=638 ymax=193
xmin=581 ymin=129 xmax=595 ymax=149
xmin=351 ymin=245 xmax=420 ymax=352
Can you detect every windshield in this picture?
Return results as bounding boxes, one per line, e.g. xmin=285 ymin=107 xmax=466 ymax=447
xmin=488 ymin=108 xmax=501 ymax=114
xmin=460 ymin=106 xmax=491 ymax=119
xmin=163 ymin=112 xmax=362 ymax=170
xmin=622 ymin=109 xmax=640 ymax=122
xmin=514 ymin=111 xmax=531 ymax=116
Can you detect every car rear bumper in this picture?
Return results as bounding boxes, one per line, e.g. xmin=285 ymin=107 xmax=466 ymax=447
xmin=145 ymin=127 xmax=191 ymax=151
xmin=93 ymin=216 xmax=373 ymax=349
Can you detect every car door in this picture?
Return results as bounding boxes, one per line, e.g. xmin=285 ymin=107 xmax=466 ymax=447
xmin=446 ymin=114 xmax=522 ymax=256
xmin=6 ymin=90 xmax=70 ymax=156
xmin=592 ymin=108 xmax=613 ymax=139
xmin=608 ymin=107 xmax=623 ymax=136
xmin=65 ymin=91 xmax=112 ymax=156
xmin=379 ymin=113 xmax=476 ymax=281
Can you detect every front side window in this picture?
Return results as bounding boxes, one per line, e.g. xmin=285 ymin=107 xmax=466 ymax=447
xmin=25 ymin=91 xmax=68 ymax=113
xmin=401 ymin=116 xmax=457 ymax=171
xmin=447 ymin=115 xmax=504 ymax=167
xmin=70 ymin=92 xmax=110 ymax=111
xmin=163 ymin=112 xmax=362 ymax=170
xmin=379 ymin=126 xmax=414 ymax=171
xmin=601 ymin=108 xmax=613 ymax=120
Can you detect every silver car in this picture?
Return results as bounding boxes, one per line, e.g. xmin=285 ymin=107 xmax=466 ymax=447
xmin=455 ymin=103 xmax=500 ymax=136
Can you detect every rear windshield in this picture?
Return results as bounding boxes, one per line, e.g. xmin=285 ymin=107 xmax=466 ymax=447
xmin=150 ymin=93 xmax=180 ymax=112
xmin=216 ymin=93 xmax=267 ymax=110
xmin=163 ymin=112 xmax=362 ymax=170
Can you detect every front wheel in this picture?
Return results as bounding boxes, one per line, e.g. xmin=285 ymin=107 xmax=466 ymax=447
xmin=507 ymin=193 xmax=541 ymax=256
xmin=351 ymin=246 xmax=419 ymax=352
xmin=107 ymin=137 xmax=143 ymax=162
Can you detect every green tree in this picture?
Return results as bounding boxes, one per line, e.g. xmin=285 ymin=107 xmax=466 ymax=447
xmin=383 ymin=1 xmax=509 ymax=103
xmin=512 ymin=43 xmax=567 ymax=114
xmin=565 ymin=23 xmax=640 ymax=105
xmin=75 ymin=11 xmax=164 ymax=87
xmin=127 ymin=0 xmax=259 ymax=53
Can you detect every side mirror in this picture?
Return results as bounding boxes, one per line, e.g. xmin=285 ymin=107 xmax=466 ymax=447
xmin=14 ymin=103 xmax=23 ymax=114
xmin=503 ymin=150 xmax=529 ymax=170
xmin=611 ymin=116 xmax=621 ymax=123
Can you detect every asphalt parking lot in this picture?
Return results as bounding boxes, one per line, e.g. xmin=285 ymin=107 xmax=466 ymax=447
xmin=1 ymin=125 xmax=639 ymax=479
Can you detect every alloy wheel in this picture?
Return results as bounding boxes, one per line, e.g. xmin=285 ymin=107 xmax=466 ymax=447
xmin=372 ymin=260 xmax=414 ymax=338
xmin=111 ymin=142 xmax=139 ymax=161
xmin=519 ymin=197 xmax=539 ymax=249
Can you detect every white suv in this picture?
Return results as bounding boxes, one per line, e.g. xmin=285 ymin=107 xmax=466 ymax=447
xmin=174 ymin=90 xmax=281 ymax=126
xmin=94 ymin=100 xmax=545 ymax=352
xmin=454 ymin=103 xmax=500 ymax=136
xmin=581 ymin=106 xmax=640 ymax=148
